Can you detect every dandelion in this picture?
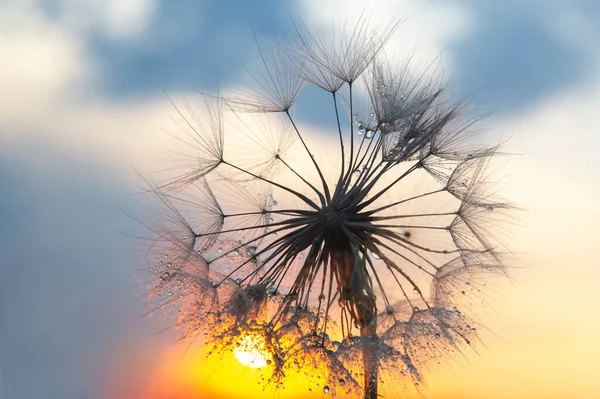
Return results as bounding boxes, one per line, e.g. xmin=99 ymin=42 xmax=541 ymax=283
xmin=142 ymin=16 xmax=511 ymax=399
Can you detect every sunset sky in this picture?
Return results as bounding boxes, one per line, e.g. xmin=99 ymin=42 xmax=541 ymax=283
xmin=1 ymin=1 xmax=600 ymax=398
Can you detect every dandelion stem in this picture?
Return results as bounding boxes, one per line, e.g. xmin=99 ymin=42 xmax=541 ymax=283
xmin=345 ymin=83 xmax=356 ymax=183
xmin=364 ymin=188 xmax=445 ymax=216
xmin=332 ymin=92 xmax=346 ymax=185
xmin=285 ymin=110 xmax=332 ymax=204
xmin=276 ymin=155 xmax=326 ymax=203
xmin=222 ymin=160 xmax=319 ymax=210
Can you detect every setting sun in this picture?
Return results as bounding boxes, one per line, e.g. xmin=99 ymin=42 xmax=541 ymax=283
xmin=233 ymin=334 xmax=270 ymax=369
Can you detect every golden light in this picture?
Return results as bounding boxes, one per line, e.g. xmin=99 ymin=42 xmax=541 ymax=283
xmin=233 ymin=334 xmax=270 ymax=369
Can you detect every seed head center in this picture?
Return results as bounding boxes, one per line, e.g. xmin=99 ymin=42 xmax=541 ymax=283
xmin=321 ymin=206 xmax=347 ymax=230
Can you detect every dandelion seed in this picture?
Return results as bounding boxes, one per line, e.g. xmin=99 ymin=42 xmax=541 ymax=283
xmin=142 ymin=15 xmax=512 ymax=399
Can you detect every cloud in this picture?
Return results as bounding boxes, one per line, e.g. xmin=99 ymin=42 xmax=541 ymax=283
xmin=59 ymin=0 xmax=157 ymax=39
xmin=296 ymin=0 xmax=473 ymax=68
xmin=0 ymin=1 xmax=89 ymax=122
xmin=444 ymin=0 xmax=600 ymax=114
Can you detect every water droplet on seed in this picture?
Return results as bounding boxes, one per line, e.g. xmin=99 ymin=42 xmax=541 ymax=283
xmin=323 ymin=385 xmax=330 ymax=394
xmin=357 ymin=122 xmax=365 ymax=136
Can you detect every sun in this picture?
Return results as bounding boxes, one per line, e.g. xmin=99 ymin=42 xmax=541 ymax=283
xmin=233 ymin=334 xmax=270 ymax=369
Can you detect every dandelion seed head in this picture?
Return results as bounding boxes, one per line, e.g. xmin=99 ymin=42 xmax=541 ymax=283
xmin=141 ymin=15 xmax=512 ymax=399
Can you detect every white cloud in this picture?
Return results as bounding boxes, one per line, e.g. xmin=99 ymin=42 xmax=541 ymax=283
xmin=57 ymin=0 xmax=157 ymax=39
xmin=296 ymin=0 xmax=473 ymax=70
xmin=0 ymin=1 xmax=90 ymax=122
xmin=0 ymin=0 xmax=165 ymax=177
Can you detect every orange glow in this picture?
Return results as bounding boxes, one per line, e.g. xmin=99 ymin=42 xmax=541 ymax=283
xmin=233 ymin=334 xmax=269 ymax=369
xmin=103 ymin=131 xmax=600 ymax=399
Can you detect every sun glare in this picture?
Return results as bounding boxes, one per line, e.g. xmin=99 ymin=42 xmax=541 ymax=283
xmin=233 ymin=335 xmax=269 ymax=369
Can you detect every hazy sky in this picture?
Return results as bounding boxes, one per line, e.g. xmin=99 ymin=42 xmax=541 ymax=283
xmin=1 ymin=1 xmax=600 ymax=398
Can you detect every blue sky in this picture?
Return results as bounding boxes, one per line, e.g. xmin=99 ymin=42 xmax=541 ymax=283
xmin=1 ymin=1 xmax=600 ymax=398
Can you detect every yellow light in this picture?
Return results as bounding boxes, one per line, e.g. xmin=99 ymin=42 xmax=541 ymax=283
xmin=233 ymin=335 xmax=269 ymax=369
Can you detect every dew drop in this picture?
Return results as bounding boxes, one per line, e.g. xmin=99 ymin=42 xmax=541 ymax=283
xmin=318 ymin=293 xmax=326 ymax=301
xmin=357 ymin=122 xmax=365 ymax=136
xmin=435 ymin=333 xmax=441 ymax=338
xmin=372 ymin=253 xmax=381 ymax=260
xmin=323 ymin=385 xmax=330 ymax=394
xmin=362 ymin=289 xmax=369 ymax=296
xmin=338 ymin=379 xmax=345 ymax=386
xmin=365 ymin=129 xmax=374 ymax=139
xmin=486 ymin=205 xmax=494 ymax=212
xmin=413 ymin=288 xmax=420 ymax=295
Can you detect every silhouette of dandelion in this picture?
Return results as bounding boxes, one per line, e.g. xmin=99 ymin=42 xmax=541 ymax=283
xmin=142 ymin=16 xmax=511 ymax=399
